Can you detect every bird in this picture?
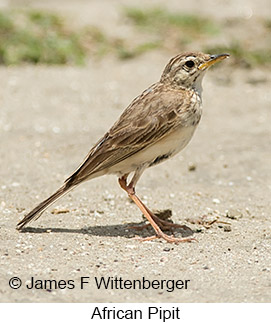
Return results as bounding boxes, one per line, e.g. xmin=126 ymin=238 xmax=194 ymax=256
xmin=17 ymin=51 xmax=229 ymax=243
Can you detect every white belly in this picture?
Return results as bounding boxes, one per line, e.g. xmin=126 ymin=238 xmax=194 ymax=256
xmin=108 ymin=125 xmax=197 ymax=175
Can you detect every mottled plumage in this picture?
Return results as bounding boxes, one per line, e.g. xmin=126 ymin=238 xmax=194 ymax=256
xmin=17 ymin=52 xmax=229 ymax=243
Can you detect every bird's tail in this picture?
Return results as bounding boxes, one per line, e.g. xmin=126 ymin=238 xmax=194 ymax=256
xmin=16 ymin=182 xmax=75 ymax=230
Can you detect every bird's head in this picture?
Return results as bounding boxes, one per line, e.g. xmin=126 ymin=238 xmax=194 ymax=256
xmin=161 ymin=52 xmax=229 ymax=93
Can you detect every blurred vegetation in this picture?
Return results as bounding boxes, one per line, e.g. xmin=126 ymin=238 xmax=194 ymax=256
xmin=123 ymin=7 xmax=220 ymax=55
xmin=0 ymin=9 xmax=163 ymax=65
xmin=264 ymin=19 xmax=271 ymax=30
xmin=124 ymin=7 xmax=220 ymax=35
xmin=204 ymin=43 xmax=271 ymax=68
xmin=114 ymin=40 xmax=161 ymax=60
xmin=0 ymin=10 xmax=87 ymax=65
xmin=0 ymin=7 xmax=270 ymax=67
xmin=83 ymin=26 xmax=162 ymax=60
xmin=124 ymin=7 xmax=271 ymax=67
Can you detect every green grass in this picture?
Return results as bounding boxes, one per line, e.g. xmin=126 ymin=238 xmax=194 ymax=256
xmin=0 ymin=8 xmax=269 ymax=66
xmin=0 ymin=10 xmax=87 ymax=65
xmin=124 ymin=7 xmax=220 ymax=35
xmin=115 ymin=40 xmax=161 ymax=60
xmin=264 ymin=19 xmax=271 ymax=30
xmin=0 ymin=9 xmax=161 ymax=65
xmin=122 ymin=6 xmax=222 ymax=59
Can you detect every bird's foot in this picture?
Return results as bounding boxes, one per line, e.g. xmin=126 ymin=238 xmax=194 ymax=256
xmin=151 ymin=213 xmax=189 ymax=231
xmin=128 ymin=212 xmax=187 ymax=232
xmin=134 ymin=232 xmax=197 ymax=244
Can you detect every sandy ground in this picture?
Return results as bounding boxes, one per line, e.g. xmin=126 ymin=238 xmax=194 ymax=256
xmin=0 ymin=0 xmax=271 ymax=302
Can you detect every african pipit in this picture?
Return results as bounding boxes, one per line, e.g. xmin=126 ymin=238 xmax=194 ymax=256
xmin=17 ymin=52 xmax=229 ymax=243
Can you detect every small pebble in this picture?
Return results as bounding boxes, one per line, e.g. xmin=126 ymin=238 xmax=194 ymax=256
xmin=16 ymin=207 xmax=25 ymax=213
xmin=226 ymin=208 xmax=243 ymax=220
xmin=212 ymin=198 xmax=220 ymax=204
xmin=94 ymin=210 xmax=102 ymax=217
xmin=11 ymin=182 xmax=20 ymax=187
xmin=160 ymin=256 xmax=168 ymax=262
xmin=188 ymin=163 xmax=197 ymax=171
xmin=224 ymin=225 xmax=232 ymax=232
xmin=163 ymin=247 xmax=171 ymax=252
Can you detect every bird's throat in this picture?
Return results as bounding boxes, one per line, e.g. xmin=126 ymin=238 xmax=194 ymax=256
xmin=192 ymin=71 xmax=205 ymax=96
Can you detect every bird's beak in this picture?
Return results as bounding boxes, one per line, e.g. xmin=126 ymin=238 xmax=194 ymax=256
xmin=199 ymin=53 xmax=230 ymax=70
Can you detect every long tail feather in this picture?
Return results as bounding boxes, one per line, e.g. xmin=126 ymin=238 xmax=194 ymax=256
xmin=17 ymin=182 xmax=74 ymax=230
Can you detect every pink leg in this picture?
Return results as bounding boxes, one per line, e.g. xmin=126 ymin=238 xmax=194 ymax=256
xmin=118 ymin=176 xmax=195 ymax=244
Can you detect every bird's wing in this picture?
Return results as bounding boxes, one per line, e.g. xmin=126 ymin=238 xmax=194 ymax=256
xmin=66 ymin=84 xmax=191 ymax=184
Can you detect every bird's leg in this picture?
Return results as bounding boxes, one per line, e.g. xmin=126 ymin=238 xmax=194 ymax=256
xmin=142 ymin=205 xmax=191 ymax=231
xmin=118 ymin=175 xmax=195 ymax=244
xmin=128 ymin=206 xmax=189 ymax=232
xmin=119 ymin=173 xmax=187 ymax=231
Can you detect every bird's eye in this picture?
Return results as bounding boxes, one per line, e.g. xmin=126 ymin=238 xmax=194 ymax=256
xmin=185 ymin=60 xmax=195 ymax=68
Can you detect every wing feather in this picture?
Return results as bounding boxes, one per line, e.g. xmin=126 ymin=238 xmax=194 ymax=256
xmin=66 ymin=84 xmax=190 ymax=184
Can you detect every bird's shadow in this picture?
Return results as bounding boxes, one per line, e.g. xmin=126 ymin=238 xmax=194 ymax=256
xmin=19 ymin=221 xmax=195 ymax=239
